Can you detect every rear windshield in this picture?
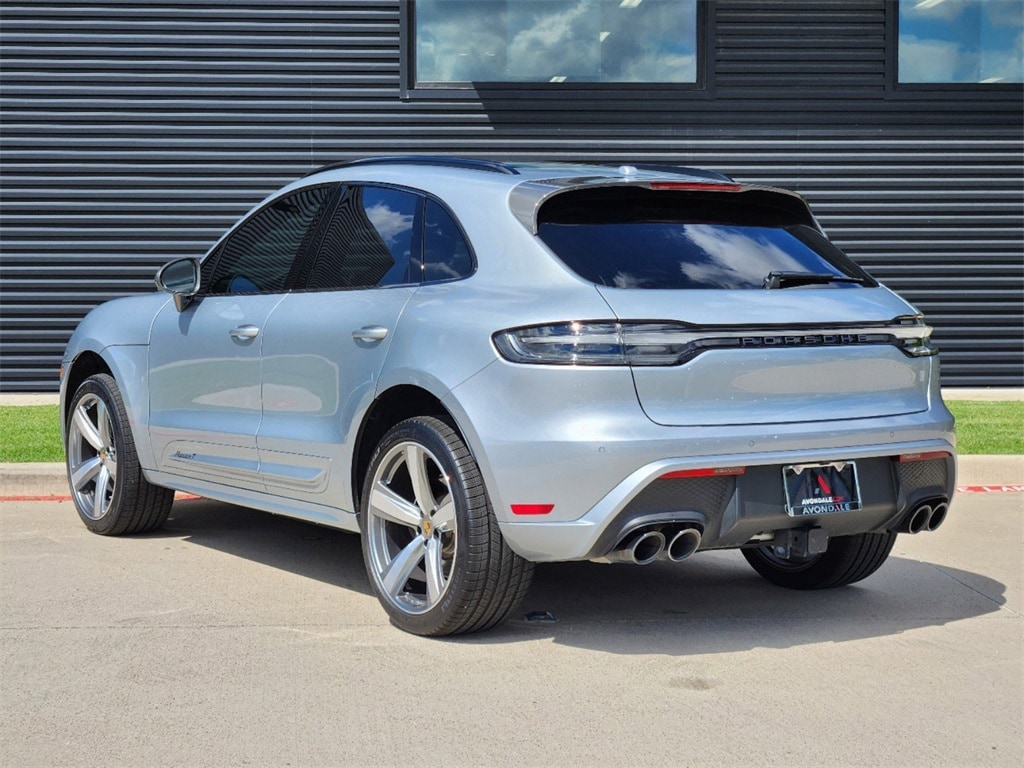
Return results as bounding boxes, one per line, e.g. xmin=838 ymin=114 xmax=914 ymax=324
xmin=537 ymin=187 xmax=875 ymax=290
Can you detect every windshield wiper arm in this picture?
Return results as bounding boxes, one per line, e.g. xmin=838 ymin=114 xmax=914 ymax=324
xmin=763 ymin=271 xmax=867 ymax=290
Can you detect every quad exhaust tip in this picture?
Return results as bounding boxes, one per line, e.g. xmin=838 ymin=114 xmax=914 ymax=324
xmin=594 ymin=525 xmax=703 ymax=565
xmin=665 ymin=527 xmax=702 ymax=562
xmin=627 ymin=530 xmax=666 ymax=565
xmin=898 ymin=499 xmax=949 ymax=534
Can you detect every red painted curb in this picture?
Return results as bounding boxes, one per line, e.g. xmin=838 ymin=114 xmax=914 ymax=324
xmin=956 ymin=485 xmax=1024 ymax=494
xmin=0 ymin=492 xmax=202 ymax=503
xmin=1 ymin=495 xmax=71 ymax=502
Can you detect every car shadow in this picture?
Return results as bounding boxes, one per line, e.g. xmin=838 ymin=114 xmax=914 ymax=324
xmin=159 ymin=497 xmax=374 ymax=598
xmin=479 ymin=554 xmax=1007 ymax=656
xmin=159 ymin=498 xmax=1007 ymax=656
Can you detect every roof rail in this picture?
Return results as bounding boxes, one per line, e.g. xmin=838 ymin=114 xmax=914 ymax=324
xmin=602 ymin=163 xmax=734 ymax=182
xmin=304 ymin=156 xmax=520 ymax=177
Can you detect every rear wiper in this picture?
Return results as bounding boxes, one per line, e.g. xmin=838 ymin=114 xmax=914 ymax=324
xmin=763 ymin=271 xmax=868 ymax=289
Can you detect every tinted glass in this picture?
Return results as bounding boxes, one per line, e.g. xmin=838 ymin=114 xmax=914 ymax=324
xmin=205 ymin=186 xmax=332 ymax=295
xmin=305 ymin=186 xmax=422 ymax=290
xmin=416 ymin=0 xmax=697 ymax=84
xmin=898 ymin=0 xmax=1023 ymax=83
xmin=421 ymin=199 xmax=473 ymax=282
xmin=538 ymin=189 xmax=872 ymax=290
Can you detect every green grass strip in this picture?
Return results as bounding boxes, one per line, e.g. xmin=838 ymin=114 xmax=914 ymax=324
xmin=946 ymin=400 xmax=1023 ymax=456
xmin=0 ymin=405 xmax=64 ymax=463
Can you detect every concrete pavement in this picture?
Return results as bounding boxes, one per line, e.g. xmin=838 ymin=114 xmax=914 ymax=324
xmin=1 ymin=491 xmax=1021 ymax=767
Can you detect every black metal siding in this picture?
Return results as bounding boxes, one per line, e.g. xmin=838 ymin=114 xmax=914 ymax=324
xmin=2 ymin=0 xmax=1021 ymax=390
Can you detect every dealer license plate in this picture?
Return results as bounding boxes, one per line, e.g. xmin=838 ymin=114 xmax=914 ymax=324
xmin=782 ymin=461 xmax=862 ymax=517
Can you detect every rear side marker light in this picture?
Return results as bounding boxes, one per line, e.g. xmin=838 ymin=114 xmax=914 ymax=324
xmin=511 ymin=504 xmax=555 ymax=516
xmin=897 ymin=452 xmax=952 ymax=463
xmin=660 ymin=467 xmax=746 ymax=479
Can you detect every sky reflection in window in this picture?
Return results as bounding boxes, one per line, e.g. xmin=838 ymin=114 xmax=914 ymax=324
xmin=416 ymin=0 xmax=697 ymax=84
xmin=899 ymin=0 xmax=1023 ymax=83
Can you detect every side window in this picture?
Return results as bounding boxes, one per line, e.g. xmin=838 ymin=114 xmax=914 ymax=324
xmin=305 ymin=186 xmax=422 ymax=290
xmin=204 ymin=185 xmax=333 ymax=295
xmin=422 ymin=199 xmax=473 ymax=283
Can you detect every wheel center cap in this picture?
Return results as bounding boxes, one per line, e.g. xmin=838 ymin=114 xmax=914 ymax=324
xmin=422 ymin=518 xmax=433 ymax=537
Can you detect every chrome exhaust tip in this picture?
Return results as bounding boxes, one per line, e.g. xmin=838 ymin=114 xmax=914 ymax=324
xmin=629 ymin=530 xmax=666 ymax=565
xmin=926 ymin=502 xmax=949 ymax=532
xmin=896 ymin=497 xmax=950 ymax=534
xmin=907 ymin=504 xmax=932 ymax=534
xmin=665 ymin=527 xmax=701 ymax=562
xmin=592 ymin=529 xmax=666 ymax=565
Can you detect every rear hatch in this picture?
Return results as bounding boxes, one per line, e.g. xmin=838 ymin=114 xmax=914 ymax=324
xmin=535 ymin=183 xmax=935 ymax=427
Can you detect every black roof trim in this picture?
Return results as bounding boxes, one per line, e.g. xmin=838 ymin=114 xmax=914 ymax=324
xmin=600 ymin=163 xmax=734 ymax=182
xmin=305 ymin=156 xmax=520 ymax=177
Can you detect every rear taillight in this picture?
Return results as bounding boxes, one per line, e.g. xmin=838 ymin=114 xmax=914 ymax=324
xmin=492 ymin=322 xmax=724 ymax=366
xmin=894 ymin=315 xmax=938 ymax=358
xmin=493 ymin=317 xmax=939 ymax=366
xmin=899 ymin=337 xmax=938 ymax=357
xmin=648 ymin=181 xmax=741 ymax=192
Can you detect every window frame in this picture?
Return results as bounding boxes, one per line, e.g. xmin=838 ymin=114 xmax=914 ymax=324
xmin=294 ymin=182 xmax=425 ymax=293
xmin=285 ymin=182 xmax=478 ymax=293
xmin=400 ymin=0 xmax=715 ymax=100
xmin=885 ymin=0 xmax=1023 ymax=97
xmin=419 ymin=195 xmax=477 ymax=285
xmin=199 ymin=182 xmax=340 ymax=297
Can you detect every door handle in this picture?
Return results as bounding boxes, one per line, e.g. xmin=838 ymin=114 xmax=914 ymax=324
xmin=352 ymin=325 xmax=389 ymax=342
xmin=229 ymin=324 xmax=260 ymax=340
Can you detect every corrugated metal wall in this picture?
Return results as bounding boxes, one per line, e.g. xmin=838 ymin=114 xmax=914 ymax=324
xmin=2 ymin=0 xmax=1021 ymax=390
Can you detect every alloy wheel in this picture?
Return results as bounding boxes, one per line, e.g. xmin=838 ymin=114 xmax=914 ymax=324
xmin=67 ymin=392 xmax=118 ymax=520
xmin=365 ymin=441 xmax=458 ymax=614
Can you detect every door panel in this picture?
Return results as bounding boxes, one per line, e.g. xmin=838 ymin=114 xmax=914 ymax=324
xmin=149 ymin=294 xmax=282 ymax=490
xmin=257 ymin=287 xmax=417 ymax=508
xmin=148 ymin=182 xmax=336 ymax=492
xmin=255 ymin=183 xmax=426 ymax=511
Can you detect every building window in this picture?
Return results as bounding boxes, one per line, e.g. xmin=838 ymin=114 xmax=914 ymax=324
xmin=412 ymin=0 xmax=700 ymax=86
xmin=897 ymin=0 xmax=1022 ymax=84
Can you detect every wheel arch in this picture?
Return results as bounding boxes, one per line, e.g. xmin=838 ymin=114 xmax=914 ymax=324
xmin=62 ymin=350 xmax=112 ymax=430
xmin=351 ymin=384 xmax=463 ymax=513
xmin=61 ymin=345 xmax=157 ymax=470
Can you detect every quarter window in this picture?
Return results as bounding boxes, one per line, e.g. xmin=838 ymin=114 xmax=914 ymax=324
xmin=414 ymin=0 xmax=699 ymax=85
xmin=421 ymin=200 xmax=473 ymax=282
xmin=305 ymin=186 xmax=423 ymax=290
xmin=205 ymin=186 xmax=333 ymax=295
xmin=897 ymin=0 xmax=1023 ymax=84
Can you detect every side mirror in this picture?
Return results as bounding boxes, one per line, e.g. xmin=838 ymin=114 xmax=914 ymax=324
xmin=155 ymin=258 xmax=201 ymax=312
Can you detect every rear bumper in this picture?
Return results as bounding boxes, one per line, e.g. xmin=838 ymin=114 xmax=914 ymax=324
xmin=445 ymin=360 xmax=955 ymax=562
xmin=500 ymin=447 xmax=954 ymax=562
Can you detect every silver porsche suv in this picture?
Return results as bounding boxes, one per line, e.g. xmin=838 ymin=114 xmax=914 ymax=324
xmin=60 ymin=157 xmax=956 ymax=635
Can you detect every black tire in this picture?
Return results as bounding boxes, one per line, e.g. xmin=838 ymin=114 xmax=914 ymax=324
xmin=742 ymin=531 xmax=897 ymax=590
xmin=65 ymin=373 xmax=174 ymax=535
xmin=360 ymin=416 xmax=534 ymax=636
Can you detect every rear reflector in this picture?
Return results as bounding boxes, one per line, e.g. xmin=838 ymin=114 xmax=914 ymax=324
xmin=897 ymin=452 xmax=952 ymax=463
xmin=660 ymin=467 xmax=746 ymax=479
xmin=511 ymin=504 xmax=555 ymax=516
xmin=648 ymin=182 xmax=741 ymax=192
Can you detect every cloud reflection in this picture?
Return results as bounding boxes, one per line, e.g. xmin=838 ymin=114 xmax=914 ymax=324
xmin=416 ymin=0 xmax=697 ymax=83
xmin=899 ymin=0 xmax=1023 ymax=83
